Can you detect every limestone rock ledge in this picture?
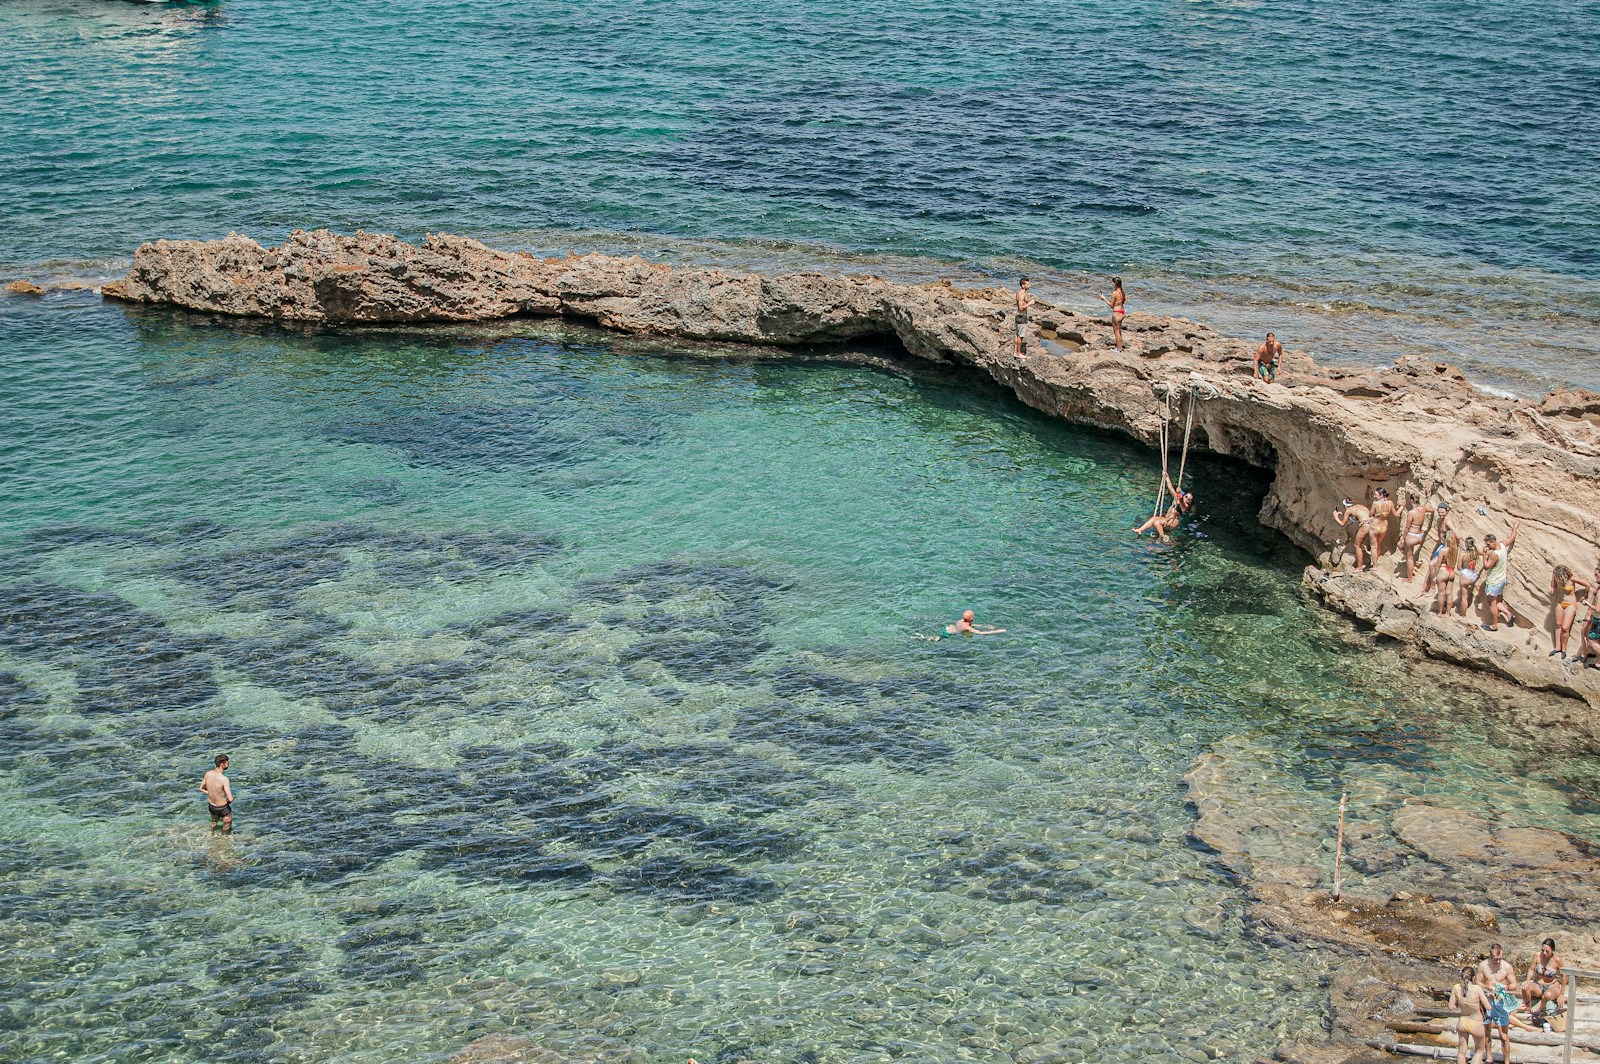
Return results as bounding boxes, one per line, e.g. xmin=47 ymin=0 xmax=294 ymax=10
xmin=104 ymin=230 xmax=1600 ymax=706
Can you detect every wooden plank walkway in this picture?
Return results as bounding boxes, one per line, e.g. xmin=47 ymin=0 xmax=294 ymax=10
xmin=1371 ymin=982 xmax=1600 ymax=1064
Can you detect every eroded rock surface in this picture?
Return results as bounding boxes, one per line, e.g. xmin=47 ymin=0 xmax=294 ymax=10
xmin=104 ymin=229 xmax=1600 ymax=704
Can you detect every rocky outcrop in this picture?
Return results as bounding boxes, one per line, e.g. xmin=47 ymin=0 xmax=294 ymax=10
xmin=1184 ymin=750 xmax=1600 ymax=1064
xmin=104 ymin=230 xmax=1600 ymax=705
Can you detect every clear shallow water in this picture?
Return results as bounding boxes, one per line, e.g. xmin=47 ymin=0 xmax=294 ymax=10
xmin=1 ymin=0 xmax=1597 ymax=391
xmin=3 ymin=294 xmax=1600 ymax=1063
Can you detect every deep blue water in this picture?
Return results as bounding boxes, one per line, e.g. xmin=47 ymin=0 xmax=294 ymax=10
xmin=2 ymin=0 xmax=1598 ymax=390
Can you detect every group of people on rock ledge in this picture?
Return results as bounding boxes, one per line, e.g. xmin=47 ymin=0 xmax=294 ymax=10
xmin=1334 ymin=488 xmax=1599 ymax=662
xmin=1451 ymin=939 xmax=1571 ymax=1064
xmin=1011 ymin=277 xmax=1284 ymax=381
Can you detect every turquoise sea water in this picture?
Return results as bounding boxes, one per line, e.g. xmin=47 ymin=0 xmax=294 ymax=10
xmin=1 ymin=0 xmax=1598 ymax=391
xmin=3 ymin=3 xmax=1600 ymax=1062
xmin=4 ymin=294 xmax=1600 ymax=1063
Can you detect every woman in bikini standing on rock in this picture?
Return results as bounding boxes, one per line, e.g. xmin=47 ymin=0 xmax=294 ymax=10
xmin=1456 ymin=537 xmax=1482 ymax=617
xmin=1549 ymin=565 xmax=1591 ymax=659
xmin=1098 ymin=277 xmax=1126 ymax=351
xmin=1432 ymin=534 xmax=1460 ymax=616
xmin=1450 ymin=964 xmax=1490 ymax=1064
xmin=1367 ymin=488 xmax=1395 ymax=563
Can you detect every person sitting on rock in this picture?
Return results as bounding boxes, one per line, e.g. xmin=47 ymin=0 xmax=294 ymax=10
xmin=1520 ymin=938 xmax=1565 ymax=1021
xmin=1549 ymin=564 xmax=1591 ymax=659
xmin=1479 ymin=519 xmax=1522 ymax=632
xmin=1333 ymin=496 xmax=1375 ymax=572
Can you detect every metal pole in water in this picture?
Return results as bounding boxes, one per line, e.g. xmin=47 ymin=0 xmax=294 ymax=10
xmin=1332 ymin=791 xmax=1348 ymax=901
xmin=1565 ymin=972 xmax=1576 ymax=1064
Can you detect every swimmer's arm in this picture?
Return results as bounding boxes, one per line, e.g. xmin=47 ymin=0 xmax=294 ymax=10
xmin=1333 ymin=509 xmax=1348 ymax=526
xmin=1503 ymin=518 xmax=1522 ymax=551
xmin=972 ymin=626 xmax=1007 ymax=635
xmin=224 ymin=779 xmax=234 ymax=803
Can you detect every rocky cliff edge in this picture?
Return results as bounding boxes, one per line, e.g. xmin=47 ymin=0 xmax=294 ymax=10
xmin=102 ymin=229 xmax=1600 ymax=707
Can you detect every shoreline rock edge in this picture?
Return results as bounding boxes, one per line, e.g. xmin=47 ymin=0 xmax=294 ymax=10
xmin=104 ymin=228 xmax=1600 ymax=709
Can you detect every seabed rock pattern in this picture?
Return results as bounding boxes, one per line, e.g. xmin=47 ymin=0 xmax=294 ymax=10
xmin=104 ymin=229 xmax=1600 ymax=706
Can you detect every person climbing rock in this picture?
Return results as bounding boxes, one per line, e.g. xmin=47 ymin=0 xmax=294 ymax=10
xmin=1479 ymin=519 xmax=1522 ymax=631
xmin=1333 ymin=496 xmax=1375 ymax=572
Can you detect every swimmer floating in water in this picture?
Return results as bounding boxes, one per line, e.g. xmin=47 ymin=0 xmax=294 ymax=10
xmin=917 ymin=609 xmax=1007 ymax=640
xmin=948 ymin=609 xmax=1006 ymax=636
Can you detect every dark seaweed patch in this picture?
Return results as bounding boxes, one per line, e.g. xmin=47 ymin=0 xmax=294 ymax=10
xmin=207 ymin=940 xmax=324 ymax=1015
xmin=450 ymin=607 xmax=586 ymax=643
xmin=733 ymin=703 xmax=952 ymax=769
xmin=0 ymin=671 xmax=44 ymax=719
xmin=595 ymin=740 xmax=823 ymax=818
xmin=576 ymin=559 xmax=789 ymax=606
xmin=0 ymin=582 xmax=218 ymax=714
xmin=161 ymin=543 xmax=349 ymax=611
xmin=921 ymin=842 xmax=1108 ymax=905
xmin=608 ymin=856 xmax=779 ymax=903
xmin=24 ymin=525 xmax=157 ymax=550
xmin=770 ymin=664 xmax=871 ymax=705
xmin=331 ymin=897 xmax=496 ymax=987
xmin=622 ymin=634 xmax=772 ymax=686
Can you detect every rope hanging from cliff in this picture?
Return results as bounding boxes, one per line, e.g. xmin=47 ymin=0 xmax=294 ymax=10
xmin=1173 ymin=389 xmax=1197 ymax=498
xmin=1152 ymin=389 xmax=1175 ymax=520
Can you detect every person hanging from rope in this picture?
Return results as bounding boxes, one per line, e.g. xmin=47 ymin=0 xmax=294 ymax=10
xmin=1131 ymin=469 xmax=1194 ymax=542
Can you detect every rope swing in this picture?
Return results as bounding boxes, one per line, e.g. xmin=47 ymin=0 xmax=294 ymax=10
xmin=1151 ymin=378 xmax=1202 ymax=515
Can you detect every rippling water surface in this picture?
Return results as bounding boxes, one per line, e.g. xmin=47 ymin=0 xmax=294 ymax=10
xmin=1 ymin=0 xmax=1597 ymax=390
xmin=3 ymin=294 xmax=1599 ymax=1062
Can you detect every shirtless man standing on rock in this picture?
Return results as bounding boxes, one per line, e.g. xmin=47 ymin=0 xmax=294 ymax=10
xmin=1013 ymin=278 xmax=1034 ymax=358
xmin=1253 ymin=332 xmax=1283 ymax=383
xmin=200 ymin=754 xmax=234 ymax=832
xmin=1334 ymin=496 xmax=1375 ymax=572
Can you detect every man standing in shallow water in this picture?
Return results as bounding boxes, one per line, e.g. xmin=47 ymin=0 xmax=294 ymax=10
xmin=200 ymin=754 xmax=234 ymax=832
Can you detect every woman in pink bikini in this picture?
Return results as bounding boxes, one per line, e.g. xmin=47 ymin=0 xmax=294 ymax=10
xmin=1099 ymin=277 xmax=1127 ymax=350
